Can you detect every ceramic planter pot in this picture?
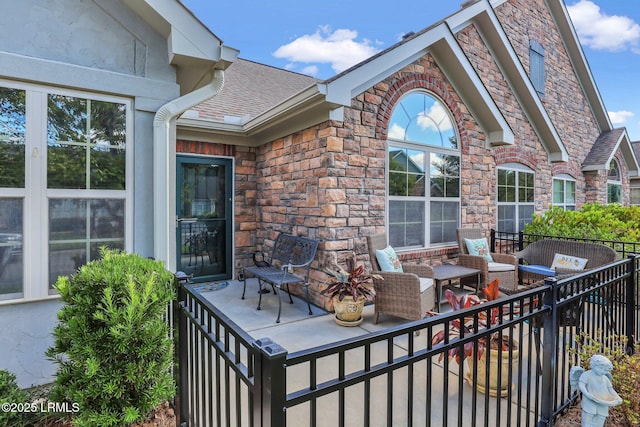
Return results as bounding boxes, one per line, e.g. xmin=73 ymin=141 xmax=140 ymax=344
xmin=332 ymin=295 xmax=365 ymax=326
xmin=465 ymin=339 xmax=519 ymax=397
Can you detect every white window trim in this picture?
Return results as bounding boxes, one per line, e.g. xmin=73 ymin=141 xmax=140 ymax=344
xmin=0 ymin=80 xmax=133 ymax=304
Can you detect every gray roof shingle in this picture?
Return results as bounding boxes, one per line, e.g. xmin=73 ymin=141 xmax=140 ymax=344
xmin=582 ymin=128 xmax=625 ymax=168
xmin=191 ymin=58 xmax=318 ymax=123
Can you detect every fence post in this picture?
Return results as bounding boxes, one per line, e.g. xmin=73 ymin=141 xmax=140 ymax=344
xmin=538 ymin=277 xmax=559 ymax=427
xmin=626 ymin=255 xmax=638 ymax=354
xmin=490 ymin=228 xmax=496 ymax=252
xmin=518 ymin=231 xmax=524 ymax=251
xmin=254 ymin=338 xmax=288 ymax=427
xmin=175 ymin=278 xmax=190 ymax=427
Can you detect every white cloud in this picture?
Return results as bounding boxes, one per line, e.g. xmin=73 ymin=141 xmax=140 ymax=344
xmin=416 ymin=104 xmax=453 ymax=132
xmin=388 ymin=123 xmax=405 ymax=139
xmin=567 ymin=0 xmax=640 ymax=52
xmin=272 ymin=26 xmax=380 ymax=74
xmin=301 ymin=65 xmax=319 ymax=76
xmin=608 ymin=110 xmax=634 ymax=125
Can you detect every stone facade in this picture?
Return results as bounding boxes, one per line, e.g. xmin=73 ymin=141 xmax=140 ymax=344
xmin=178 ymin=0 xmax=633 ymax=310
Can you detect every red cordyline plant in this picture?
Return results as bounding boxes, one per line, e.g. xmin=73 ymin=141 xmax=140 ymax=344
xmin=428 ymin=278 xmax=516 ymax=364
xmin=321 ymin=252 xmax=381 ymax=302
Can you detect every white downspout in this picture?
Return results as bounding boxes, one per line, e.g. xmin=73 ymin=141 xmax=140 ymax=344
xmin=153 ymin=69 xmax=225 ymax=270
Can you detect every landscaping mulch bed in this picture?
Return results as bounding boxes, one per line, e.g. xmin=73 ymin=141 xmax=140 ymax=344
xmin=553 ymin=399 xmax=630 ymax=427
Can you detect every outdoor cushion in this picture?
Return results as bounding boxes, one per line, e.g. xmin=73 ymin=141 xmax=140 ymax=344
xmin=464 ymin=237 xmax=493 ymax=262
xmin=375 ymin=245 xmax=403 ymax=272
xmin=419 ymin=277 xmax=434 ymax=293
xmin=551 ymin=253 xmax=588 ymax=271
xmin=488 ymin=261 xmax=516 ymax=272
xmin=518 ymin=264 xmax=555 ymax=277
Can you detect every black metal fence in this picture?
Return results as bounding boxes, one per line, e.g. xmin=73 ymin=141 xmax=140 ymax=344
xmin=490 ymin=229 xmax=640 ymax=258
xmin=174 ymin=255 xmax=639 ymax=427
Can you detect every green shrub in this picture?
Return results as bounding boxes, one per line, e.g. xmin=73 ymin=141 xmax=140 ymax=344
xmin=46 ymin=248 xmax=176 ymax=427
xmin=0 ymin=369 xmax=31 ymax=427
xmin=525 ymin=203 xmax=640 ymax=252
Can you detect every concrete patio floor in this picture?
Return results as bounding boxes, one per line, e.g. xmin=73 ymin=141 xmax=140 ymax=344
xmin=198 ymin=278 xmax=412 ymax=350
xmin=191 ymin=278 xmax=541 ymax=426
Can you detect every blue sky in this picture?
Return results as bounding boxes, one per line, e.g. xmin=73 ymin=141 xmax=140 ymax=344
xmin=181 ymin=0 xmax=640 ymax=141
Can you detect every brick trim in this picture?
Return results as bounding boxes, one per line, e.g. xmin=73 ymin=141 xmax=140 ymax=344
xmin=494 ymin=146 xmax=537 ymax=170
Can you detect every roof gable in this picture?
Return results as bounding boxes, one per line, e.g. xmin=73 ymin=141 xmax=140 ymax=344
xmin=323 ymin=21 xmax=514 ymax=147
xmin=122 ymin=0 xmax=238 ymax=93
xmin=583 ymin=129 xmax=639 ymax=177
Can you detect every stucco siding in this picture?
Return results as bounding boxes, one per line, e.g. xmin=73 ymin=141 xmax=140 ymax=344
xmin=0 ymin=0 xmax=183 ymax=387
xmin=0 ymin=0 xmax=175 ymax=82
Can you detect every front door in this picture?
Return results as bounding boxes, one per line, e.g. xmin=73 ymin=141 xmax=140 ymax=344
xmin=176 ymin=156 xmax=232 ymax=282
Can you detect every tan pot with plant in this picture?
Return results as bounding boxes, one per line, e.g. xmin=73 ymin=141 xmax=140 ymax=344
xmin=332 ymin=295 xmax=366 ymax=326
xmin=321 ymin=252 xmax=381 ymax=326
xmin=465 ymin=335 xmax=520 ymax=397
xmin=430 ymin=278 xmax=520 ymax=396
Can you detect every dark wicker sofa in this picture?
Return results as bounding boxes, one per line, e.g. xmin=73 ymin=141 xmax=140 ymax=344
xmin=515 ymin=239 xmax=618 ymax=286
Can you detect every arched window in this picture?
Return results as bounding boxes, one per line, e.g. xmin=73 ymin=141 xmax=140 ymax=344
xmin=607 ymin=159 xmax=622 ymax=204
xmin=387 ymin=92 xmax=460 ymax=249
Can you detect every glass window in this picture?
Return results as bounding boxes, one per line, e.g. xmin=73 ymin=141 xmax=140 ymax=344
xmin=553 ymin=176 xmax=576 ymax=210
xmin=0 ymin=88 xmax=25 ymax=299
xmin=0 ymin=82 xmax=130 ymax=301
xmin=631 ymin=188 xmax=640 ymax=205
xmin=49 ymin=198 xmax=125 ymax=286
xmin=0 ymin=88 xmax=25 ymax=188
xmin=47 ymin=96 xmax=126 ymax=190
xmin=607 ymin=159 xmax=622 ymax=204
xmin=0 ymin=199 xmax=23 ymax=299
xmin=387 ymin=92 xmax=460 ymax=248
xmin=497 ymin=166 xmax=535 ymax=232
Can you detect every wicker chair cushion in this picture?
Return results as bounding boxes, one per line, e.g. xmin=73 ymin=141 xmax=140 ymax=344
xmin=375 ymin=246 xmax=403 ymax=272
xmin=550 ymin=253 xmax=587 ymax=270
xmin=419 ymin=277 xmax=434 ymax=293
xmin=464 ymin=237 xmax=493 ymax=262
xmin=488 ymin=261 xmax=516 ymax=272
xmin=519 ymin=264 xmax=555 ymax=276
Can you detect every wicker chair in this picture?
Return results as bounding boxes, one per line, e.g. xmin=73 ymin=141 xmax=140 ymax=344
xmin=515 ymin=239 xmax=618 ymax=285
xmin=456 ymin=228 xmax=519 ymax=293
xmin=366 ymin=233 xmax=436 ymax=322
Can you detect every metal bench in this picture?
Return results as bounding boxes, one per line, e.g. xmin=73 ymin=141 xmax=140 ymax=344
xmin=241 ymin=233 xmax=319 ymax=323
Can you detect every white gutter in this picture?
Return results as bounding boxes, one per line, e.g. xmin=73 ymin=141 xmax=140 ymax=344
xmin=153 ymin=69 xmax=225 ymax=270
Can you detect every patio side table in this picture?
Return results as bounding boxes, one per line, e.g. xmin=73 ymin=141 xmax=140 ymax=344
xmin=433 ymin=264 xmax=481 ymax=311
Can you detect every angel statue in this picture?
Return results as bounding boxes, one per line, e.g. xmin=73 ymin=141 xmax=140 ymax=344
xmin=569 ymin=355 xmax=623 ymax=427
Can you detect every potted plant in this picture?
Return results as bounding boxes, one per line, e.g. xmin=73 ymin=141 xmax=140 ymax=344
xmin=321 ymin=252 xmax=381 ymax=326
xmin=429 ymin=278 xmax=519 ymax=397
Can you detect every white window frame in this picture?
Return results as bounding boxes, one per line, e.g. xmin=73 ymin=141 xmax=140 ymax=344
xmin=497 ymin=164 xmax=535 ymax=233
xmin=0 ymin=80 xmax=133 ymax=303
xmin=552 ymin=175 xmax=576 ymax=210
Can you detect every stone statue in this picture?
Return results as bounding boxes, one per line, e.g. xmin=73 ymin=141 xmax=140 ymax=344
xmin=569 ymin=355 xmax=623 ymax=427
